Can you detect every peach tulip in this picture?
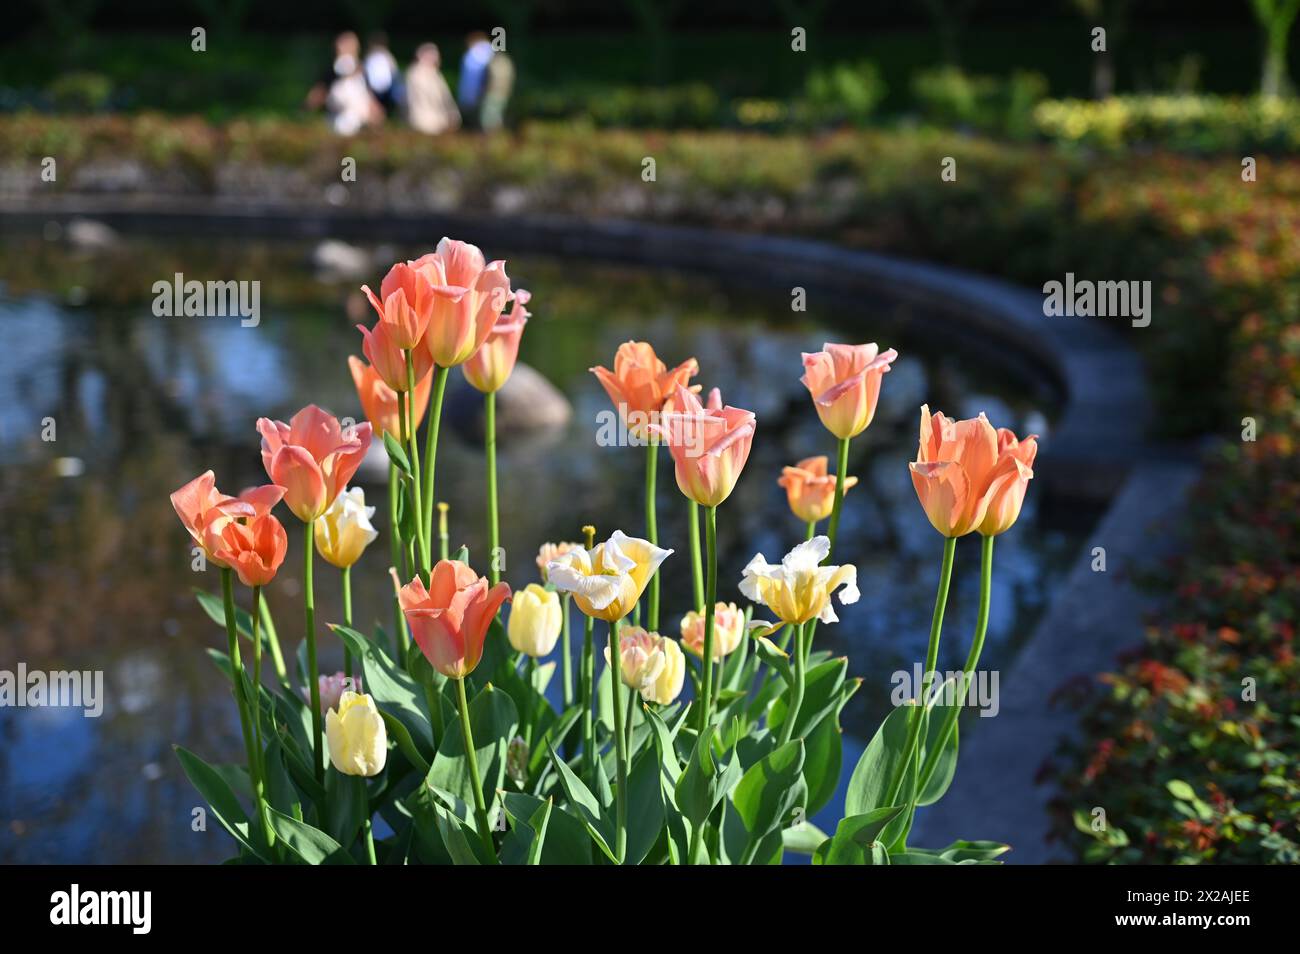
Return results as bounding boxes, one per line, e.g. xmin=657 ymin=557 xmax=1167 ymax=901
xmin=348 ymin=354 xmax=433 ymax=439
xmin=800 ymin=343 xmax=898 ymax=440
xmin=778 ymin=456 xmax=859 ymax=524
xmin=170 ymin=470 xmax=284 ymax=566
xmin=256 ymin=405 xmax=372 ymax=523
xmin=680 ymin=602 xmax=745 ymax=660
xmin=591 ymin=341 xmax=699 ymax=440
xmin=908 ymin=405 xmax=1038 ymax=538
xmin=399 ymin=559 xmax=511 ymax=678
xmin=357 ymin=318 xmax=434 ymax=393
xmin=206 ymin=509 xmax=289 ymax=588
xmin=408 ymin=238 xmax=513 ymax=367
xmin=651 ymin=384 xmax=756 ymax=508
xmin=463 ymin=289 xmax=530 ymax=393
xmin=362 ymin=260 xmax=441 ymax=350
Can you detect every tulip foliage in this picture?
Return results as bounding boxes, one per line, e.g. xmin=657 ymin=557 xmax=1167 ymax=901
xmin=174 ymin=240 xmax=1036 ymax=865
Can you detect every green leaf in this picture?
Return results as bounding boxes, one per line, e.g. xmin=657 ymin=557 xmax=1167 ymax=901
xmin=802 ymin=714 xmax=843 ymax=817
xmin=547 ymin=743 xmax=617 ymax=863
xmin=427 ymin=684 xmax=517 ymax=814
xmin=844 ymin=703 xmax=913 ymax=817
xmin=769 ymin=657 xmax=847 ymax=740
xmin=917 ymin=708 xmax=959 ymax=807
xmin=782 ymin=822 xmax=829 ymax=855
xmin=890 ymin=850 xmax=958 ymax=865
xmin=1166 ymin=779 xmax=1197 ymax=801
xmin=266 ymin=807 xmax=356 ymax=864
xmin=816 ymin=806 xmax=905 ymax=865
xmin=500 ymin=797 xmax=553 ymax=865
xmin=381 ymin=710 xmax=432 ymax=776
xmin=503 ymin=793 xmax=593 ymax=865
xmin=731 ymin=739 xmax=806 ymax=859
xmin=624 ymin=747 xmax=665 ymax=865
xmin=174 ymin=745 xmax=270 ymax=862
xmin=751 ymin=636 xmax=794 ymax=687
xmin=325 ymin=771 xmax=367 ymax=850
xmin=432 ymin=802 xmax=481 ymax=865
xmin=383 ymin=431 xmax=411 ymax=472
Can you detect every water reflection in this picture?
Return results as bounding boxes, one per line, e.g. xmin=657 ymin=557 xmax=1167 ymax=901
xmin=0 ymin=235 xmax=1078 ymax=862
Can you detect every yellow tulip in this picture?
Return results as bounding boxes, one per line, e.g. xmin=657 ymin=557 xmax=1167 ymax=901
xmin=646 ymin=637 xmax=685 ymax=705
xmin=546 ymin=530 xmax=672 ymax=622
xmin=314 ymin=487 xmax=379 ymax=569
xmin=739 ymin=536 xmax=859 ymax=633
xmin=508 ymin=583 xmax=563 ymax=657
xmin=325 ymin=691 xmax=388 ymax=777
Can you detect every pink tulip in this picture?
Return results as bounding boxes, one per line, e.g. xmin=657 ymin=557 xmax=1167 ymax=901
xmin=357 ymin=319 xmax=434 ymax=393
xmin=651 ymin=384 xmax=756 ymax=508
xmin=170 ymin=470 xmax=285 ymax=566
xmin=399 ymin=560 xmax=512 ymax=678
xmin=407 ymin=238 xmax=513 ymax=367
xmin=463 ymin=289 xmax=530 ymax=393
xmin=361 ymin=261 xmax=436 ymax=351
xmin=800 ymin=343 xmax=898 ymax=440
xmin=256 ymin=405 xmax=372 ymax=523
xmin=592 ymin=341 xmax=699 ymax=440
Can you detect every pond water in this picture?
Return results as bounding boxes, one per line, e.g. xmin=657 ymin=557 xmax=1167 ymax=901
xmin=0 ymin=232 xmax=1085 ymax=862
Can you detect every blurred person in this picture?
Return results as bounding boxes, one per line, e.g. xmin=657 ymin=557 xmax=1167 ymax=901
xmin=306 ymin=31 xmax=361 ymax=111
xmin=406 ymin=43 xmax=461 ymax=135
xmin=327 ymin=54 xmax=382 ymax=135
xmin=364 ymin=31 xmax=403 ymax=117
xmin=458 ymin=31 xmax=494 ymax=129
xmin=481 ymin=49 xmax=515 ymax=132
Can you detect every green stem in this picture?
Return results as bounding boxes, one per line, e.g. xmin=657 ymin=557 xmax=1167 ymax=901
xmin=363 ymin=813 xmax=377 ymax=865
xmin=221 ymin=569 xmax=262 ymax=836
xmin=624 ymin=683 xmax=637 ymax=756
xmin=249 ymin=586 xmax=274 ymax=848
xmin=456 ymin=675 xmax=496 ymax=860
xmin=524 ymin=655 xmax=537 ymax=750
xmin=826 ymin=436 xmax=851 ymax=555
xmin=688 ymin=500 xmax=703 ymax=611
xmin=341 ymin=565 xmax=353 ymax=679
xmin=422 ymin=365 xmax=450 ymax=558
xmin=778 ymin=622 xmax=807 ymax=745
xmin=581 ymin=613 xmax=595 ymax=777
xmin=695 ymin=505 xmax=718 ymax=733
xmin=486 ymin=390 xmax=500 ymax=585
xmin=919 ymin=535 xmax=994 ymax=793
xmin=387 ymin=460 xmax=407 ymax=656
xmin=884 ymin=535 xmax=956 ymax=807
xmin=304 ymin=520 xmax=323 ymax=785
xmin=404 ymin=352 xmax=429 ymax=575
xmin=561 ymin=594 xmax=574 ymax=708
xmin=608 ymin=618 xmax=628 ymax=862
xmin=645 ymin=438 xmax=659 ymax=630
xmin=806 ymin=519 xmax=817 ymax=541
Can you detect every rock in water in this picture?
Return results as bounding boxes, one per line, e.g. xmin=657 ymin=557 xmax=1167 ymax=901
xmin=445 ymin=363 xmax=572 ymax=442
xmin=311 ymin=240 xmax=371 ymax=280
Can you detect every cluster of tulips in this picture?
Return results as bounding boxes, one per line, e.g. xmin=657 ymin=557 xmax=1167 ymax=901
xmin=172 ymin=237 xmax=1037 ymax=865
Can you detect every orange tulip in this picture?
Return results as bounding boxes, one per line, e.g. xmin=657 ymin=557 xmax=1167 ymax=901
xmin=206 ymin=509 xmax=289 ymax=588
xmin=410 ymin=238 xmax=513 ymax=367
xmin=800 ymin=343 xmax=898 ymax=440
xmin=361 ymin=260 xmax=436 ymax=350
xmin=399 ymin=560 xmax=511 ymax=678
xmin=170 ymin=470 xmax=284 ymax=566
xmin=348 ymin=355 xmax=432 ymax=438
xmin=257 ymin=405 xmax=372 ymax=523
xmin=778 ymin=456 xmax=858 ymax=524
xmin=357 ymin=318 xmax=434 ymax=393
xmin=908 ymin=405 xmax=1037 ymax=538
xmin=463 ymin=289 xmax=530 ymax=393
xmin=651 ymin=384 xmax=756 ymax=508
xmin=591 ymin=341 xmax=699 ymax=440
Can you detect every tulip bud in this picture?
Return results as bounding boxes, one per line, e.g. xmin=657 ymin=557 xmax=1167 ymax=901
xmin=325 ymin=691 xmax=388 ymax=777
xmin=306 ymin=672 xmax=362 ymax=714
xmin=604 ymin=627 xmax=665 ymax=694
xmin=507 ymin=583 xmax=563 ymax=657
xmin=506 ymin=735 xmax=529 ymax=784
xmin=680 ymin=602 xmax=745 ymax=660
